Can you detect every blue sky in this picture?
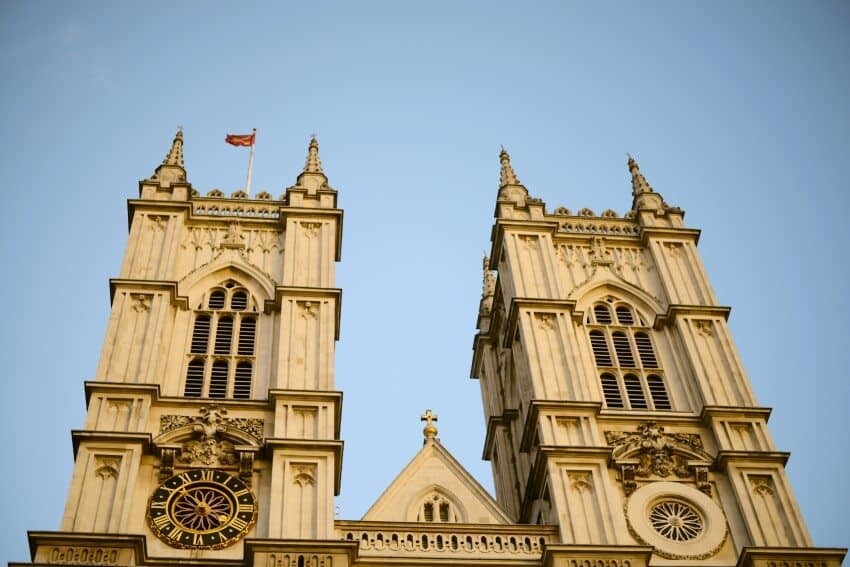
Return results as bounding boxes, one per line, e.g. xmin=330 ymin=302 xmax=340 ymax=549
xmin=1 ymin=1 xmax=848 ymax=561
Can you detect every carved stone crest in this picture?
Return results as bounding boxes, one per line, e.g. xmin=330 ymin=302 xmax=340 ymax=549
xmin=606 ymin=422 xmax=713 ymax=495
xmin=157 ymin=406 xmax=263 ymax=483
xmin=159 ymin=405 xmax=263 ymax=444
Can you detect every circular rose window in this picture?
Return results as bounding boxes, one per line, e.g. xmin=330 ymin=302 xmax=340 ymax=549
xmin=649 ymin=500 xmax=703 ymax=541
xmin=626 ymin=482 xmax=727 ymax=560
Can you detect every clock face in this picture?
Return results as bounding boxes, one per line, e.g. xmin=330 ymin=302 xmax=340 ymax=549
xmin=147 ymin=469 xmax=256 ymax=549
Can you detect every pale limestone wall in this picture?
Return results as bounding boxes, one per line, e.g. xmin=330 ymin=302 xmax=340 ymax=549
xmin=472 ymin=152 xmax=818 ymax=561
xmin=61 ymin=443 xmax=142 ymax=533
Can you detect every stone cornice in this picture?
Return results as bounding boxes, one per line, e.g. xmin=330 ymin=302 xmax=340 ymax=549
xmin=482 ymin=410 xmax=519 ymax=460
xmin=246 ymin=539 xmax=358 ymax=565
xmin=83 ymin=381 xmax=161 ymax=406
xmin=701 ymin=405 xmax=773 ymax=423
xmin=503 ymin=298 xmax=578 ymax=348
xmin=108 ymin=279 xmax=189 ymax=309
xmin=268 ymin=389 xmax=344 ymax=440
xmin=126 ymin=199 xmax=192 ymax=230
xmin=653 ymin=304 xmax=731 ymax=329
xmin=542 ymin=544 xmax=653 ymax=567
xmin=639 ymin=225 xmax=702 ymax=245
xmin=715 ymin=450 xmax=791 ymax=470
xmin=736 ymin=547 xmax=847 ymax=567
xmin=519 ymin=400 xmax=602 ymax=453
xmin=489 ymin=218 xmax=560 ymax=270
xmin=71 ymin=431 xmax=152 ymax=458
xmin=263 ymin=438 xmax=344 ymax=495
xmin=264 ymin=286 xmax=343 ymax=340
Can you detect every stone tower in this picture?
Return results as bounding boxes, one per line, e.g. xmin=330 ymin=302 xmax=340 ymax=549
xmin=22 ymin=130 xmax=349 ymax=564
xmin=13 ymin=139 xmax=844 ymax=567
xmin=471 ymin=149 xmax=844 ymax=566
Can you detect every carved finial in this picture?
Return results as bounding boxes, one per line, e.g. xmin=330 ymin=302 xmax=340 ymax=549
xmin=147 ymin=128 xmax=187 ymax=187
xmin=304 ymin=135 xmax=324 ymax=173
xmin=163 ymin=127 xmax=185 ymax=167
xmin=627 ymin=153 xmax=654 ymax=196
xmin=499 ymin=146 xmax=521 ymax=187
xmin=421 ymin=409 xmax=438 ymax=442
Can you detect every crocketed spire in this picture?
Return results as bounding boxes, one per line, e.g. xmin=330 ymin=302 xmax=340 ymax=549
xmin=147 ymin=127 xmax=187 ymax=187
xmin=627 ymin=153 xmax=654 ymax=197
xmin=303 ymin=135 xmax=324 ymax=174
xmin=162 ymin=127 xmax=184 ymax=167
xmin=496 ymin=146 xmax=530 ymax=210
xmin=499 ymin=146 xmax=521 ymax=187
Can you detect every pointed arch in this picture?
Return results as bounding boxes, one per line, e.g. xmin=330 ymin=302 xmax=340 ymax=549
xmin=578 ymin=281 xmax=673 ymax=412
xmin=178 ymin=264 xmax=268 ymax=401
xmin=406 ymin=484 xmax=468 ymax=524
xmin=571 ymin=279 xmax=665 ymax=324
xmin=179 ymin=259 xmax=275 ymax=305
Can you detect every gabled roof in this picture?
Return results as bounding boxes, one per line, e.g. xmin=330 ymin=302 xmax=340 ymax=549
xmin=362 ymin=439 xmax=511 ymax=524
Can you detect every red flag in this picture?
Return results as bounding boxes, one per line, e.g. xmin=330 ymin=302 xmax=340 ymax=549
xmin=225 ymin=132 xmax=255 ymax=147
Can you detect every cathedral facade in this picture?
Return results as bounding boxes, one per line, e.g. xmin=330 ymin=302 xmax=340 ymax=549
xmin=13 ymin=132 xmax=844 ymax=567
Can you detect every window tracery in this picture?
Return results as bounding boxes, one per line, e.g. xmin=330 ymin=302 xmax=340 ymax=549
xmin=184 ymin=281 xmax=257 ymax=399
xmin=587 ymin=299 xmax=671 ymax=410
xmin=417 ymin=493 xmax=460 ymax=523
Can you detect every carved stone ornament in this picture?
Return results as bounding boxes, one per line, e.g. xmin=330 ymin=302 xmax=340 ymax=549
xmin=159 ymin=405 xmax=263 ymax=443
xmin=606 ymin=422 xmax=713 ymax=495
xmin=178 ymin=437 xmax=238 ymax=466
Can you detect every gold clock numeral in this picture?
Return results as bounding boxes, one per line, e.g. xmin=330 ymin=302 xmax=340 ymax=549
xmin=232 ymin=488 xmax=249 ymax=497
xmin=229 ymin=517 xmax=249 ymax=532
xmin=199 ymin=469 xmax=215 ymax=481
xmin=152 ymin=514 xmax=171 ymax=529
xmin=170 ymin=526 xmax=185 ymax=541
xmin=150 ymin=499 xmax=167 ymax=510
xmin=193 ymin=533 xmax=205 ymax=546
xmin=237 ymin=503 xmax=254 ymax=514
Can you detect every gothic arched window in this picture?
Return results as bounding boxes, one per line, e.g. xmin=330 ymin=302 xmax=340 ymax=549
xmin=587 ymin=299 xmax=672 ymax=411
xmin=184 ymin=282 xmax=257 ymax=399
xmin=417 ymin=493 xmax=460 ymax=523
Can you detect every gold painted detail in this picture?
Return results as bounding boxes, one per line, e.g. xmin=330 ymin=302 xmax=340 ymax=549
xmin=45 ymin=547 xmax=123 ymax=565
xmin=147 ymin=468 xmax=257 ymax=550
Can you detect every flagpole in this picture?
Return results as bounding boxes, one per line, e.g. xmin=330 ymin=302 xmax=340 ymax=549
xmin=245 ymin=128 xmax=256 ymax=195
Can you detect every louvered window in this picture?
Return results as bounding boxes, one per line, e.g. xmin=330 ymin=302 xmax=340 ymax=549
xmin=209 ymin=361 xmax=229 ymax=398
xmin=190 ymin=315 xmax=211 ymax=354
xmin=624 ymin=374 xmax=648 ymax=408
xmin=238 ymin=318 xmax=256 ymax=355
xmin=612 ymin=331 xmax=636 ymax=367
xmin=183 ymin=283 xmax=258 ymax=399
xmin=601 ymin=373 xmax=624 ymax=408
xmin=648 ymin=375 xmax=671 ymax=409
xmin=231 ymin=291 xmax=247 ymax=311
xmin=209 ymin=290 xmax=226 ymax=309
xmin=594 ymin=305 xmax=612 ymax=324
xmin=616 ymin=305 xmax=635 ymax=325
xmin=635 ymin=332 xmax=658 ymax=368
xmin=185 ymin=359 xmax=204 ymax=398
xmin=233 ymin=362 xmax=252 ymax=399
xmin=589 ymin=330 xmax=613 ymax=366
xmin=587 ymin=299 xmax=672 ymax=411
